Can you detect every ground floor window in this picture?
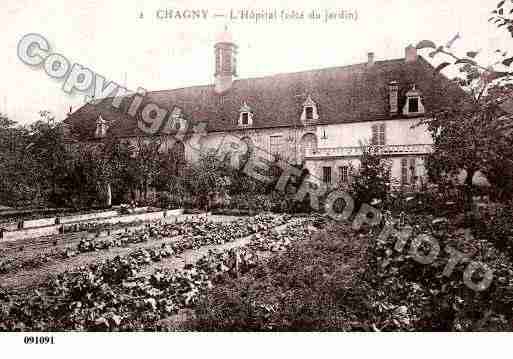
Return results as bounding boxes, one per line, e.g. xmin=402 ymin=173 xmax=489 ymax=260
xmin=401 ymin=158 xmax=408 ymax=184
xmin=339 ymin=166 xmax=349 ymax=183
xmin=322 ymin=166 xmax=332 ymax=184
xmin=401 ymin=157 xmax=417 ymax=185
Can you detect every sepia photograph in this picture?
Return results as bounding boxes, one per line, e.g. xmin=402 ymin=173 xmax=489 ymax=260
xmin=0 ymin=0 xmax=512 ymax=356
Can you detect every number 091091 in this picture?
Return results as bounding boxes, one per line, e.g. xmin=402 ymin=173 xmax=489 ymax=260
xmin=23 ymin=336 xmax=55 ymax=344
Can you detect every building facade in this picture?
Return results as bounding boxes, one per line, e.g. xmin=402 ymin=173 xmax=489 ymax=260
xmin=65 ymin=29 xmax=465 ymax=191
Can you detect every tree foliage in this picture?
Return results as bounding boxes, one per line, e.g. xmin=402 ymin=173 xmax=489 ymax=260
xmin=416 ymin=20 xmax=513 ymax=206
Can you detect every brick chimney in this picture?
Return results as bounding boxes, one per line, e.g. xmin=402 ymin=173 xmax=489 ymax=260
xmin=405 ymin=45 xmax=417 ymax=62
xmin=388 ymin=81 xmax=399 ymax=115
xmin=367 ymin=52 xmax=375 ymax=66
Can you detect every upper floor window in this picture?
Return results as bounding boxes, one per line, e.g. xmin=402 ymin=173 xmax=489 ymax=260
xmin=402 ymin=84 xmax=425 ymax=116
xmin=299 ymin=133 xmax=317 ymax=158
xmin=408 ymin=98 xmax=419 ymax=113
xmin=238 ymin=101 xmax=253 ymax=127
xmin=241 ymin=112 xmax=249 ymax=125
xmin=241 ymin=137 xmax=253 ymax=156
xmin=301 ymin=95 xmax=319 ymax=122
xmin=371 ymin=123 xmax=386 ymax=146
xmin=305 ymin=106 xmax=314 ymax=120
xmin=270 ymin=135 xmax=283 ymax=159
xmin=171 ymin=107 xmax=183 ymax=130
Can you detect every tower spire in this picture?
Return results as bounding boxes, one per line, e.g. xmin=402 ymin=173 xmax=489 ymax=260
xmin=214 ymin=26 xmax=237 ymax=94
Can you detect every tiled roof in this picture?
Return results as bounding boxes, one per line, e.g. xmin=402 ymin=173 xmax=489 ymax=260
xmin=65 ymin=56 xmax=466 ymax=140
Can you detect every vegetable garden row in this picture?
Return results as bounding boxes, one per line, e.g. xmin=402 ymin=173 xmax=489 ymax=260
xmin=0 ymin=213 xmax=317 ymax=330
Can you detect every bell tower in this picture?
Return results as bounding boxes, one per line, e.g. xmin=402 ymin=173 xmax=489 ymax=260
xmin=214 ymin=26 xmax=237 ymax=94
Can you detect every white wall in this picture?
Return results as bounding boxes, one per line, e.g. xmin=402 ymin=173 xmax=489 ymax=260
xmin=304 ymin=155 xmax=429 ymax=190
xmin=318 ymin=117 xmax=432 ymax=148
xmin=166 ymin=118 xmax=433 ymax=191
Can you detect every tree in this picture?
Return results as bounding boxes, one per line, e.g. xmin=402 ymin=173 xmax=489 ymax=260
xmin=416 ymin=20 xmax=513 ymax=212
xmin=181 ymin=151 xmax=232 ymax=209
xmin=350 ymin=145 xmax=391 ymax=209
xmin=0 ymin=113 xmax=41 ymax=206
xmin=24 ymin=111 xmax=72 ymax=205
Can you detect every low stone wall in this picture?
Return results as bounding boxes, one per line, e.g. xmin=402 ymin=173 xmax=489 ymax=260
xmin=23 ymin=217 xmax=58 ymax=228
xmin=100 ymin=211 xmax=167 ymax=225
xmin=0 ymin=222 xmax=19 ymax=231
xmin=59 ymin=210 xmax=119 ymax=224
xmin=1 ymin=225 xmax=61 ymax=242
xmin=1 ymin=209 xmax=184 ymax=241
xmin=166 ymin=209 xmax=184 ymax=216
xmin=61 ymin=210 xmax=169 ymax=233
xmin=14 ymin=208 xmax=149 ymax=228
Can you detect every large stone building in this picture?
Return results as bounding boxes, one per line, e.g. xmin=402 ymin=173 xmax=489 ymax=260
xmin=65 ymin=29 xmax=464 ymax=190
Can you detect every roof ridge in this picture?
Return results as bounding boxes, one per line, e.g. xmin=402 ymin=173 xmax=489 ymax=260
xmin=68 ymin=57 xmax=409 ymax=117
xmin=147 ymin=57 xmax=408 ymax=94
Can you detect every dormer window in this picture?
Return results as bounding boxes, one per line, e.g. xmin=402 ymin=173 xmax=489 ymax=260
xmin=408 ymin=98 xmax=419 ymax=113
xmin=305 ymin=106 xmax=314 ymax=120
xmin=171 ymin=107 xmax=183 ymax=130
xmin=238 ymin=102 xmax=253 ymax=127
xmin=163 ymin=107 xmax=185 ymax=134
xmin=402 ymin=84 xmax=425 ymax=116
xmin=95 ymin=115 xmax=108 ymax=138
xmin=241 ymin=112 xmax=249 ymax=125
xmin=301 ymin=95 xmax=319 ymax=122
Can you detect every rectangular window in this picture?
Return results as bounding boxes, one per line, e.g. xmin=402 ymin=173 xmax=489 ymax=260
xmin=270 ymin=135 xmax=283 ymax=159
xmin=323 ymin=166 xmax=332 ymax=184
xmin=305 ymin=106 xmax=314 ymax=120
xmin=215 ymin=51 xmax=221 ymax=73
xmin=241 ymin=112 xmax=249 ymax=125
xmin=339 ymin=166 xmax=349 ymax=183
xmin=409 ymin=157 xmax=417 ymax=183
xmin=401 ymin=158 xmax=408 ymax=185
xmin=408 ymin=98 xmax=419 ymax=113
xmin=371 ymin=124 xmax=386 ymax=146
xmin=379 ymin=124 xmax=386 ymax=145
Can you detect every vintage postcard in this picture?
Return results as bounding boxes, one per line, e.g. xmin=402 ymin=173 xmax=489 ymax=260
xmin=0 ymin=0 xmax=511 ymax=356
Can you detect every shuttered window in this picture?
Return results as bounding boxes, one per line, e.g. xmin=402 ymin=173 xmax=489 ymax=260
xmin=323 ymin=167 xmax=332 ymax=184
xmin=372 ymin=124 xmax=386 ymax=145
xmin=339 ymin=166 xmax=349 ymax=183
xmin=401 ymin=158 xmax=408 ymax=185
xmin=409 ymin=157 xmax=417 ymax=183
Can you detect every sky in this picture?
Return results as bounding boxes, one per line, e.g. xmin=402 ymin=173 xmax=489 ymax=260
xmin=0 ymin=0 xmax=511 ymax=125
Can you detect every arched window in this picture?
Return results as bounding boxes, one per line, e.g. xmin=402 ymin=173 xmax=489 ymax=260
xmin=300 ymin=133 xmax=317 ymax=158
xmin=240 ymin=136 xmax=254 ymax=156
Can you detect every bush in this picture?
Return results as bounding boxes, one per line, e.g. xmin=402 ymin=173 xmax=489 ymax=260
xmin=348 ymin=146 xmax=391 ymax=209
xmin=188 ymin=212 xmax=513 ymax=331
xmin=188 ymin=223 xmax=374 ymax=331
xmin=384 ymin=188 xmax=465 ymax=216
xmin=155 ymin=192 xmax=183 ymax=209
xmin=473 ymin=203 xmax=513 ymax=257
xmin=368 ymin=213 xmax=513 ymax=331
